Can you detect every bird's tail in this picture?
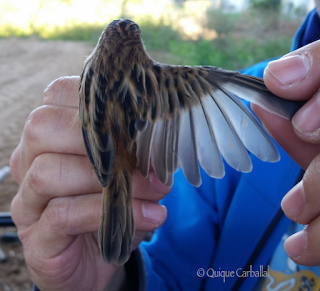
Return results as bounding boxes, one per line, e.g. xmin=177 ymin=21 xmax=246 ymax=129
xmin=99 ymin=170 xmax=134 ymax=265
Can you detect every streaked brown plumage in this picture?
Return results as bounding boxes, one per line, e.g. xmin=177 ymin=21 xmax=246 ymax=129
xmin=79 ymin=19 xmax=303 ymax=265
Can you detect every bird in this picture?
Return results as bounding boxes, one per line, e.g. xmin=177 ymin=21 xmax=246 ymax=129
xmin=78 ymin=19 xmax=303 ymax=265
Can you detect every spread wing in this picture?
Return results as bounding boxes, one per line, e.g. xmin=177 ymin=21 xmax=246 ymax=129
xmin=134 ymin=64 xmax=303 ymax=188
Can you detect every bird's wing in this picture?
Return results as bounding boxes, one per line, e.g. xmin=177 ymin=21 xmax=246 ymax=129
xmin=205 ymin=67 xmax=304 ymax=119
xmin=79 ymin=65 xmax=115 ymax=187
xmin=134 ymin=64 xmax=303 ymax=188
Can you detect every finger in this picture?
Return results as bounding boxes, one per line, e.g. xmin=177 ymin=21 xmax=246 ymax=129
xmin=131 ymin=200 xmax=167 ymax=249
xmin=17 ymin=105 xmax=85 ymax=180
xmin=20 ymin=193 xmax=102 ymax=260
xmin=264 ymin=40 xmax=320 ymax=100
xmin=251 ymin=104 xmax=320 ymax=169
xmin=133 ymin=200 xmax=167 ymax=232
xmin=10 ymin=145 xmax=23 ymax=184
xmin=12 ymin=153 xmax=169 ymax=229
xmin=11 ymin=153 xmax=102 ymax=229
xmin=132 ymin=169 xmax=171 ymax=201
xmin=43 ymin=76 xmax=80 ymax=107
xmin=10 ymin=77 xmax=81 ymax=183
xmin=131 ymin=169 xmax=169 ymax=232
xmin=147 ymin=163 xmax=172 ymax=195
xmin=283 ymin=219 xmax=320 ymax=266
xmin=18 ymin=193 xmax=166 ymax=261
xmin=149 ymin=172 xmax=171 ymax=195
xmin=281 ymin=154 xmax=320 ymax=265
xmin=281 ymin=153 xmax=320 ymax=226
xmin=291 ymin=91 xmax=320 ymax=143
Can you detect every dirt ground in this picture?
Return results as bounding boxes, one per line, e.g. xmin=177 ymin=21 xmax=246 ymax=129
xmin=0 ymin=37 xmax=94 ymax=291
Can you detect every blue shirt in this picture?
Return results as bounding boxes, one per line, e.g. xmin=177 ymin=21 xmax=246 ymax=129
xmin=31 ymin=8 xmax=320 ymax=291
xmin=138 ymin=8 xmax=320 ymax=291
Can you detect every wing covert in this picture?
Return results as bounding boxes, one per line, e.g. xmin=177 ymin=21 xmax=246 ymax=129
xmin=135 ymin=64 xmax=284 ymax=188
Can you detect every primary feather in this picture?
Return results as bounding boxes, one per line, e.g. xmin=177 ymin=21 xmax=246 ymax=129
xmin=79 ymin=19 xmax=303 ymax=265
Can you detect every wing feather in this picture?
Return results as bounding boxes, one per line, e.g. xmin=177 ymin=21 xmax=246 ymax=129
xmin=177 ymin=109 xmax=201 ymax=187
xmin=79 ymin=65 xmax=115 ymax=188
xmin=165 ymin=114 xmax=180 ymax=187
xmin=213 ymin=89 xmax=280 ymax=162
xmin=81 ymin=127 xmax=114 ymax=187
xmin=202 ymin=92 xmax=252 ymax=172
xmin=151 ymin=119 xmax=169 ymax=185
xmin=136 ymin=121 xmax=155 ymax=178
xmin=206 ymin=68 xmax=304 ymax=119
xmin=134 ymin=64 xmax=302 ymax=188
xmin=192 ymin=99 xmax=225 ymax=179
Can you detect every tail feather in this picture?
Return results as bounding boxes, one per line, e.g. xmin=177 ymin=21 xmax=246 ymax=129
xmin=99 ymin=170 xmax=134 ymax=265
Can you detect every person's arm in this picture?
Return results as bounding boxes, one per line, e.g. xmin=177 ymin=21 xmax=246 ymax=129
xmin=252 ymin=39 xmax=320 ymax=266
xmin=10 ymin=76 xmax=169 ymax=291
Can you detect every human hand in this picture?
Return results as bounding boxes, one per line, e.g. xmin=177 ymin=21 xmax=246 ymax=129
xmin=252 ymin=40 xmax=320 ymax=266
xmin=10 ymin=76 xmax=169 ymax=291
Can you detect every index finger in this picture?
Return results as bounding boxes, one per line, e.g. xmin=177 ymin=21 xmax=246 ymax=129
xmin=252 ymin=104 xmax=320 ymax=169
xmin=43 ymin=76 xmax=80 ymax=107
xmin=10 ymin=76 xmax=83 ymax=183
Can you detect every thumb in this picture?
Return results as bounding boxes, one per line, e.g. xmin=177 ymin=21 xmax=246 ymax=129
xmin=263 ymin=40 xmax=320 ymax=101
xmin=252 ymin=41 xmax=320 ymax=169
xmin=262 ymin=40 xmax=320 ymax=144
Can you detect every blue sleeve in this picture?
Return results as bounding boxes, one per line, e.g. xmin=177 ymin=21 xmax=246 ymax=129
xmin=137 ymin=55 xmax=300 ymax=291
xmin=240 ymin=59 xmax=273 ymax=78
xmin=140 ymin=165 xmax=242 ymax=290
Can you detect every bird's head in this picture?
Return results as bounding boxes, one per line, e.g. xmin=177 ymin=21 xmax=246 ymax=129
xmin=83 ymin=19 xmax=150 ymax=73
xmin=99 ymin=19 xmax=143 ymax=51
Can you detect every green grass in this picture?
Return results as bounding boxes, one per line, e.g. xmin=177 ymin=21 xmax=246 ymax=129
xmin=1 ymin=11 xmax=296 ymax=71
xmin=140 ymin=19 xmax=292 ymax=70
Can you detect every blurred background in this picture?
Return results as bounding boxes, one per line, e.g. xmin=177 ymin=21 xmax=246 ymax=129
xmin=0 ymin=0 xmax=314 ymax=69
xmin=0 ymin=0 xmax=314 ymax=290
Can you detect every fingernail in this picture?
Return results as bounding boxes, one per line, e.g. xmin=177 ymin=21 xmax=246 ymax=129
xmin=267 ymin=55 xmax=310 ymax=85
xmin=142 ymin=202 xmax=166 ymax=226
xmin=292 ymin=93 xmax=320 ymax=138
xmin=284 ymin=229 xmax=307 ymax=259
xmin=281 ymin=181 xmax=305 ymax=220
xmin=149 ymin=172 xmax=171 ymax=195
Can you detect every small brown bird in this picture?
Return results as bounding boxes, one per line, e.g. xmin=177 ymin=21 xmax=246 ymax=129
xmin=79 ymin=19 xmax=302 ymax=265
